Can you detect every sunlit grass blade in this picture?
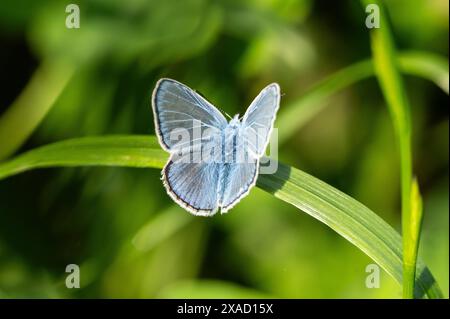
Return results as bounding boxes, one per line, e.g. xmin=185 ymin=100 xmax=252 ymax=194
xmin=0 ymin=59 xmax=75 ymax=160
xmin=257 ymin=161 xmax=442 ymax=299
xmin=361 ymin=0 xmax=415 ymax=298
xmin=277 ymin=51 xmax=449 ymax=144
xmin=0 ymin=135 xmax=443 ymax=298
xmin=0 ymin=135 xmax=167 ymax=180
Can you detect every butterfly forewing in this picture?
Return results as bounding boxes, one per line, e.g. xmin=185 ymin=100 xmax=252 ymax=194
xmin=152 ymin=78 xmax=227 ymax=152
xmin=242 ymin=83 xmax=280 ymax=157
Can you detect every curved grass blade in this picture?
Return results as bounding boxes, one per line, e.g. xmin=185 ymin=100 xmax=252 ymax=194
xmin=0 ymin=135 xmax=167 ymax=180
xmin=0 ymin=135 xmax=443 ymax=298
xmin=0 ymin=59 xmax=75 ymax=160
xmin=399 ymin=51 xmax=449 ymax=94
xmin=277 ymin=51 xmax=449 ymax=144
xmin=257 ymin=161 xmax=442 ymax=299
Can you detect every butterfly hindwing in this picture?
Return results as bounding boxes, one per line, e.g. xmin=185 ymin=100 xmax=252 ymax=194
xmin=219 ymin=159 xmax=259 ymax=213
xmin=163 ymin=146 xmax=221 ymax=216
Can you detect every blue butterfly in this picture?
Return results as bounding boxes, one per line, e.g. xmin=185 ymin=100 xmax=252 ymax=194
xmin=152 ymin=78 xmax=280 ymax=216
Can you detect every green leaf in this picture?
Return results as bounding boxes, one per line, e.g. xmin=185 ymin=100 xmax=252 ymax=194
xmin=0 ymin=135 xmax=443 ymax=298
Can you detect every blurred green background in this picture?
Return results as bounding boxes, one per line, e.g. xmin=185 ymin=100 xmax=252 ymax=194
xmin=0 ymin=0 xmax=448 ymax=298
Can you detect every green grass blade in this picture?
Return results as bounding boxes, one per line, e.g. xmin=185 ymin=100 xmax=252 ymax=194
xmin=0 ymin=135 xmax=443 ymax=298
xmin=277 ymin=51 xmax=449 ymax=144
xmin=0 ymin=135 xmax=167 ymax=180
xmin=257 ymin=161 xmax=442 ymax=299
xmin=398 ymin=51 xmax=449 ymax=94
xmin=361 ymin=0 xmax=415 ymax=298
xmin=0 ymin=59 xmax=75 ymax=160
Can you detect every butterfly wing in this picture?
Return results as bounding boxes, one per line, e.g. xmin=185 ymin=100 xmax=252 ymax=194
xmin=163 ymin=146 xmax=222 ymax=216
xmin=152 ymin=78 xmax=227 ymax=152
xmin=153 ymin=78 xmax=226 ymax=215
xmin=219 ymin=83 xmax=280 ymax=213
xmin=242 ymin=83 xmax=280 ymax=157
xmin=219 ymin=159 xmax=259 ymax=213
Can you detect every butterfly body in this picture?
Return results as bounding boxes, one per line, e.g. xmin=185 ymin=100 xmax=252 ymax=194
xmin=218 ymin=124 xmax=244 ymax=206
xmin=152 ymin=78 xmax=280 ymax=216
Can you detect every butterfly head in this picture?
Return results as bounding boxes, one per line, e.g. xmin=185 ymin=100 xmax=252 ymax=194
xmin=229 ymin=114 xmax=240 ymax=127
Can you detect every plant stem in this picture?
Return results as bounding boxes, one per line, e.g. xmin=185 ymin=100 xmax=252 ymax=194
xmin=404 ymin=179 xmax=424 ymax=297
xmin=361 ymin=0 xmax=416 ymax=298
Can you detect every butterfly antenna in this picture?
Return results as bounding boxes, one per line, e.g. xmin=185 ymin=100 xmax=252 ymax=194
xmin=223 ymin=110 xmax=233 ymax=120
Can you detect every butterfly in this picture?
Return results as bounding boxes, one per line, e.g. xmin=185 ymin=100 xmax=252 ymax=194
xmin=152 ymin=78 xmax=280 ymax=216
